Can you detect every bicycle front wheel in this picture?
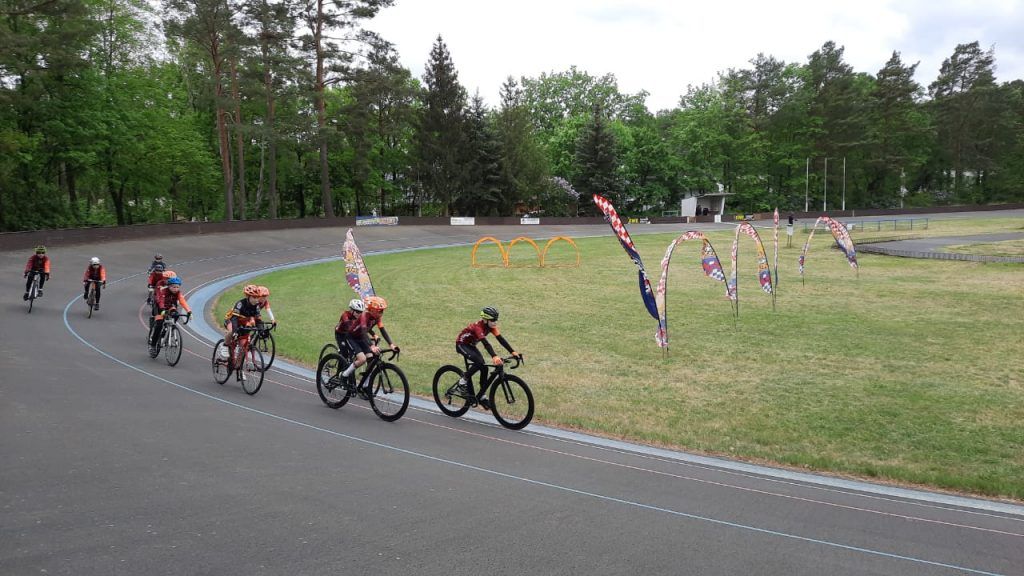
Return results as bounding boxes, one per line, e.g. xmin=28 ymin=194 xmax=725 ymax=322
xmin=256 ymin=331 xmax=276 ymax=370
xmin=432 ymin=365 xmax=470 ymax=417
xmin=316 ymin=353 xmax=350 ymax=409
xmin=212 ymin=339 xmax=232 ymax=384
xmin=241 ymin=346 xmax=265 ymax=395
xmin=87 ymin=286 xmax=95 ymax=318
xmin=489 ymin=374 xmax=534 ymax=430
xmin=164 ymin=324 xmax=183 ymax=366
xmin=369 ymin=364 xmax=409 ymax=422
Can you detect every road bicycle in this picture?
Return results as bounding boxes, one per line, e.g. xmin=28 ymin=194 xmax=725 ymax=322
xmin=433 ymin=355 xmax=534 ymax=430
xmin=316 ymin=347 xmax=409 ymax=422
xmin=211 ymin=324 xmax=265 ymax=395
xmin=251 ymin=322 xmax=276 ymax=371
xmin=85 ymin=280 xmax=103 ymax=318
xmin=25 ymin=271 xmax=44 ymax=313
xmin=148 ymin=309 xmax=190 ymax=366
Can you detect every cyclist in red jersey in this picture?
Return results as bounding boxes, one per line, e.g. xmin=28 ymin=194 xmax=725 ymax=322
xmin=334 ymin=298 xmax=365 ymax=355
xmin=150 ymin=270 xmax=177 ymax=316
xmin=149 ymin=277 xmax=192 ymax=357
xmin=454 ymin=306 xmax=520 ymax=407
xmin=338 ymin=296 xmax=399 ymax=391
xmin=82 ymin=257 xmax=107 ymax=308
xmin=24 ymin=246 xmax=51 ymax=300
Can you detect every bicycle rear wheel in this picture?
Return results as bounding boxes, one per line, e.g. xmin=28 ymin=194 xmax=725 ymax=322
xmin=211 ymin=339 xmax=232 ymax=384
xmin=489 ymin=374 xmax=534 ymax=430
xmin=316 ymin=353 xmax=350 ymax=408
xmin=27 ymin=280 xmax=36 ymax=314
xmin=241 ymin=346 xmax=265 ymax=395
xmin=256 ymin=331 xmax=276 ymax=370
xmin=432 ymin=365 xmax=470 ymax=417
xmin=369 ymin=364 xmax=409 ymax=422
xmin=164 ymin=324 xmax=182 ymax=366
xmin=318 ymin=343 xmax=338 ymax=366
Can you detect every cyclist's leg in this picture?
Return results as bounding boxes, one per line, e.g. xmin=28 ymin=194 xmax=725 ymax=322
xmin=95 ymin=281 xmax=101 ymax=303
xmin=24 ymin=272 xmax=34 ymax=296
xmin=456 ymin=344 xmax=486 ymax=395
xmin=150 ymin=313 xmax=165 ymax=346
xmin=37 ymin=271 xmax=46 ymax=291
xmin=83 ymin=282 xmax=90 ymax=300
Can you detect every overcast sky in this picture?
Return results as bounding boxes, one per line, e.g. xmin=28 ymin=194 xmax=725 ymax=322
xmin=369 ymin=0 xmax=1024 ymax=112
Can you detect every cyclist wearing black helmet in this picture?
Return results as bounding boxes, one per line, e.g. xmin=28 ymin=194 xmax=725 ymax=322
xmin=23 ymin=246 xmax=51 ymax=299
xmin=453 ymin=306 xmax=520 ymax=406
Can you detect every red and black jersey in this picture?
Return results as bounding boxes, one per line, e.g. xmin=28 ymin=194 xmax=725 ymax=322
xmin=335 ymin=310 xmax=361 ymax=335
xmin=223 ymin=297 xmax=261 ymax=322
xmin=456 ymin=319 xmax=499 ymax=345
xmin=83 ymin=264 xmax=106 ymax=282
xmin=25 ymin=254 xmax=51 ymax=274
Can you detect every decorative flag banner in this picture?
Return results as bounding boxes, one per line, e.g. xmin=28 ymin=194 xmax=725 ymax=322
xmin=593 ymin=194 xmax=660 ymax=325
xmin=343 ymin=228 xmax=376 ymax=299
xmin=772 ymin=208 xmax=780 ymax=309
xmin=655 ymin=231 xmax=728 ymax=348
xmin=799 ymin=216 xmax=859 ymax=283
xmin=729 ymin=222 xmax=775 ymax=318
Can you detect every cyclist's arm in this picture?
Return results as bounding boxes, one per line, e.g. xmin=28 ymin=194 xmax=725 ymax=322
xmin=495 ymin=333 xmax=514 ymax=354
xmin=43 ymin=257 xmax=50 ymax=274
xmin=176 ymin=294 xmax=192 ymax=314
xmin=377 ymin=325 xmax=393 ymax=347
xmin=480 ymin=338 xmax=498 ymax=358
xmin=99 ymin=266 xmax=106 ymax=282
xmin=262 ymin=305 xmax=275 ymax=324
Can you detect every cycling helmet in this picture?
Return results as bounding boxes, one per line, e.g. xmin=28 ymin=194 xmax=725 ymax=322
xmin=154 ymin=254 xmax=163 ymax=261
xmin=152 ymin=261 xmax=166 ymax=272
xmin=258 ymin=286 xmax=270 ymax=297
xmin=480 ymin=306 xmax=499 ymax=321
xmin=90 ymin=257 xmax=101 ymax=265
xmin=348 ymin=298 xmax=366 ymax=313
xmin=162 ymin=270 xmax=177 ymax=279
xmin=243 ymin=284 xmax=261 ymax=297
xmin=166 ymin=277 xmax=182 ymax=286
xmin=366 ymin=296 xmax=387 ymax=312
xmin=35 ymin=245 xmax=46 ymax=254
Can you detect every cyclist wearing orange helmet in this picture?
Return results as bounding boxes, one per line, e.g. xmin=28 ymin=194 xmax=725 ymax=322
xmin=221 ymin=284 xmax=263 ymax=357
xmin=150 ymin=270 xmax=178 ymax=316
xmin=339 ymin=295 xmax=399 ymax=383
xmin=255 ymin=286 xmax=276 ymax=326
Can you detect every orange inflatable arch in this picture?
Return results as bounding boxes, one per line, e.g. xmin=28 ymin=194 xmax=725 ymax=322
xmin=541 ymin=236 xmax=580 ymax=268
xmin=471 ymin=236 xmax=507 ymax=267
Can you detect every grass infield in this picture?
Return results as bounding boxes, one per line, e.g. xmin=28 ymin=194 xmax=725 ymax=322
xmin=213 ymin=217 xmax=1024 ymax=500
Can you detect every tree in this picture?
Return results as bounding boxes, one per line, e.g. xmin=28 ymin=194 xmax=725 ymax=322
xmin=573 ymin=104 xmax=621 ymax=214
xmin=928 ymin=41 xmax=1003 ymax=202
xmin=164 ymin=0 xmax=237 ymax=221
xmin=298 ymin=0 xmax=393 ymax=217
xmin=417 ymin=35 xmax=466 ymax=216
xmin=495 ymin=76 xmax=548 ymax=215
xmin=459 ymin=92 xmax=502 ymax=215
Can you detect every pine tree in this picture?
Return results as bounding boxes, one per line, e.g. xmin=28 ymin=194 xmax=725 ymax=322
xmin=574 ymin=104 xmax=621 ymax=215
xmin=496 ymin=76 xmax=548 ymax=215
xmin=459 ymin=93 xmax=503 ymax=215
xmin=417 ymin=35 xmax=467 ymax=216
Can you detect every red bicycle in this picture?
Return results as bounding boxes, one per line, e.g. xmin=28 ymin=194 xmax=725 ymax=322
xmin=211 ymin=324 xmax=265 ymax=395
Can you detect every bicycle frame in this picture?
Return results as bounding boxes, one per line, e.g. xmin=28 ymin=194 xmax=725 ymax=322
xmin=460 ymin=355 xmax=520 ymax=400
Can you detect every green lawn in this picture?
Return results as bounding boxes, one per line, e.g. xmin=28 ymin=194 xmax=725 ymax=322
xmin=942 ymin=239 xmax=1024 ymax=257
xmin=216 ymin=217 xmax=1024 ymax=500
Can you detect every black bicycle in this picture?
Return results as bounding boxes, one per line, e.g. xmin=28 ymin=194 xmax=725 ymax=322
xmin=25 ymin=271 xmax=44 ymax=313
xmin=433 ymin=355 xmax=534 ymax=430
xmin=148 ymin=309 xmax=190 ymax=366
xmin=251 ymin=322 xmax=277 ymax=371
xmin=85 ymin=280 xmax=103 ymax=318
xmin=316 ymin=347 xmax=409 ymax=422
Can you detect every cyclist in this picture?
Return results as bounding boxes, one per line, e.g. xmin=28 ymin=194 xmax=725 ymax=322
xmin=256 ymin=286 xmax=277 ymax=327
xmin=146 ymin=254 xmax=167 ymax=302
xmin=334 ymin=297 xmax=366 ymax=363
xmin=149 ymin=277 xmax=192 ymax=357
xmin=338 ymin=296 xmax=399 ymax=392
xmin=453 ymin=306 xmax=520 ymax=408
xmin=150 ymin=270 xmax=177 ymax=316
xmin=82 ymin=257 xmax=107 ymax=309
xmin=24 ymin=245 xmax=51 ymax=300
xmin=219 ymin=284 xmax=263 ymax=372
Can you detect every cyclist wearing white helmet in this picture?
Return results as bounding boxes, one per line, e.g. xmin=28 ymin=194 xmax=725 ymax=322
xmin=82 ymin=257 xmax=107 ymax=308
xmin=334 ymin=298 xmax=366 ymax=354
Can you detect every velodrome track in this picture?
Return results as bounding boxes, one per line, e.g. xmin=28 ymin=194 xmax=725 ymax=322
xmin=2 ymin=222 xmax=1022 ymax=576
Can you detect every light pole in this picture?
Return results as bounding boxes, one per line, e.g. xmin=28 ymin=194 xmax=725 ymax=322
xmin=804 ymin=157 xmax=809 ymax=212
xmin=842 ymin=157 xmax=847 ymax=211
xmin=823 ymin=157 xmax=829 ymax=212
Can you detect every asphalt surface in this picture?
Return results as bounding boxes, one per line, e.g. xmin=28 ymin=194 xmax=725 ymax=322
xmin=2 ymin=221 xmax=1023 ymax=576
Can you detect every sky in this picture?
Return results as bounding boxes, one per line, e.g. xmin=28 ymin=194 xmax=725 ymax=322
xmin=369 ymin=0 xmax=1024 ymax=112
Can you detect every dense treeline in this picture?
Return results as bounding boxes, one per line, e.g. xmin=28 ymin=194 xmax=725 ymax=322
xmin=2 ymin=0 xmax=1022 ymax=231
